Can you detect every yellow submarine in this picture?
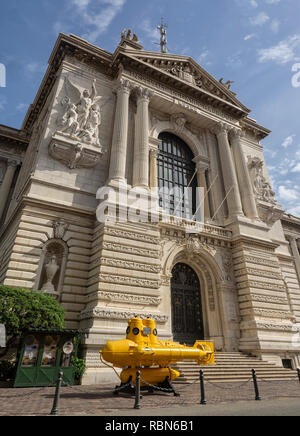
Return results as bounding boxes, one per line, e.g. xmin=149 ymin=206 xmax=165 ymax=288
xmin=100 ymin=317 xmax=214 ymax=395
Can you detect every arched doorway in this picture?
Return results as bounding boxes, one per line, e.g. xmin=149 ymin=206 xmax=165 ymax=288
xmin=171 ymin=263 xmax=204 ymax=345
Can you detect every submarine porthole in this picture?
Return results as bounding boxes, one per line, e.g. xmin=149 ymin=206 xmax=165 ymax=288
xmin=153 ymin=329 xmax=158 ymax=336
xmin=132 ymin=328 xmax=140 ymax=335
xmin=126 ymin=326 xmax=130 ymax=334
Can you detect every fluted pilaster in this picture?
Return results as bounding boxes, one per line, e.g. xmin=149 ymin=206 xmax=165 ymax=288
xmin=108 ymin=79 xmax=132 ymax=184
xmin=132 ymin=87 xmax=153 ymax=188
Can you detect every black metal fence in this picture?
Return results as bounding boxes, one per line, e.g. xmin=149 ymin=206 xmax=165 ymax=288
xmin=0 ymin=368 xmax=299 ymax=416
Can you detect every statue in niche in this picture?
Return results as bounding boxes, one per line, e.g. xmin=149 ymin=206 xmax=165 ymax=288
xmin=41 ymin=255 xmax=60 ymax=295
xmin=56 ymin=76 xmax=111 ymax=148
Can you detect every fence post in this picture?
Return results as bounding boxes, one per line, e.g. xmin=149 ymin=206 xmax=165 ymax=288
xmin=134 ymin=370 xmax=141 ymax=409
xmin=50 ymin=371 xmax=63 ymax=416
xmin=200 ymin=370 xmax=206 ymax=405
xmin=251 ymin=369 xmax=261 ymax=401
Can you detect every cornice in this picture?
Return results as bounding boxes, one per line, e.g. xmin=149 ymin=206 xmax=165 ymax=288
xmin=0 ymin=124 xmax=29 ymax=149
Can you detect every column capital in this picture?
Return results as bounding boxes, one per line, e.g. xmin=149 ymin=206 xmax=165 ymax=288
xmin=229 ymin=128 xmax=245 ymax=142
xmin=136 ymin=86 xmax=154 ymax=102
xmin=7 ymin=159 xmax=19 ymax=168
xmin=210 ymin=122 xmax=231 ymax=137
xmin=116 ymin=78 xmax=133 ymax=94
xmin=193 ymin=155 xmax=210 ymax=173
xmin=149 ymin=148 xmax=159 ymax=158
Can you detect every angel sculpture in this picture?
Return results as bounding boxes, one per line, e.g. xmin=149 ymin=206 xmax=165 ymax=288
xmin=57 ymin=76 xmax=110 ymax=147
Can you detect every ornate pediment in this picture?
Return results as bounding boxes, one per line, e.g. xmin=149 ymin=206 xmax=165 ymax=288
xmin=122 ymin=52 xmax=249 ymax=115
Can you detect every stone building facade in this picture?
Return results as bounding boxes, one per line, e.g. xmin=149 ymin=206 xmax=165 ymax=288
xmin=0 ymin=32 xmax=300 ymax=384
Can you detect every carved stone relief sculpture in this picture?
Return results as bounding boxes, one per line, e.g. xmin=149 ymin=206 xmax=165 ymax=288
xmin=248 ymin=156 xmax=283 ymax=226
xmin=48 ymin=76 xmax=111 ymax=169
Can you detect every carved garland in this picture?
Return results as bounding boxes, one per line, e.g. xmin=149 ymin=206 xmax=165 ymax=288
xmin=79 ymin=307 xmax=168 ymax=323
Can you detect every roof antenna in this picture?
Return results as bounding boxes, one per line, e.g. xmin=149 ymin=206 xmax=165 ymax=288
xmin=157 ymin=18 xmax=168 ymax=53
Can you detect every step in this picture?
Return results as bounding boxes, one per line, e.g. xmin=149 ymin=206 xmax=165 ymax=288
xmin=173 ymin=351 xmax=298 ymax=383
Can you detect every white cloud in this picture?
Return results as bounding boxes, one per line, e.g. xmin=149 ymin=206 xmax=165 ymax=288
xmin=281 ymin=135 xmax=295 ymax=148
xmin=258 ymin=35 xmax=300 ymax=64
xmin=16 ymin=103 xmax=28 ymax=111
xmin=250 ymin=12 xmax=270 ymax=26
xmin=249 ymin=0 xmax=258 ymax=7
xmin=265 ymin=0 xmax=280 ymax=4
xmin=66 ymin=0 xmax=127 ymax=43
xmin=291 ymin=163 xmax=300 ymax=173
xmin=138 ymin=19 xmax=160 ymax=43
xmin=270 ymin=19 xmax=280 ymax=33
xmin=244 ymin=34 xmax=256 ymax=41
xmin=278 ymin=185 xmax=299 ymax=201
xmin=287 ymin=205 xmax=300 ymax=216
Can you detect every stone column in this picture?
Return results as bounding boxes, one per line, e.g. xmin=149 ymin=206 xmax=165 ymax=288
xmin=108 ymin=79 xmax=132 ymax=185
xmin=211 ymin=123 xmax=244 ymax=218
xmin=193 ymin=155 xmax=210 ymax=222
xmin=0 ymin=159 xmax=18 ymax=221
xmin=132 ymin=87 xmax=153 ymax=188
xmin=149 ymin=148 xmax=159 ymax=190
xmin=229 ymin=129 xmax=259 ymax=220
xmin=289 ymin=236 xmax=300 ymax=283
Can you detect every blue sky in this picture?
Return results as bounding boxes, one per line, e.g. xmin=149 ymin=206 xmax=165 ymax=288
xmin=0 ymin=0 xmax=299 ymax=215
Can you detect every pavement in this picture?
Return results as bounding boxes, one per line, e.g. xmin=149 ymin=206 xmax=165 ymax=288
xmin=0 ymin=378 xmax=299 ymax=416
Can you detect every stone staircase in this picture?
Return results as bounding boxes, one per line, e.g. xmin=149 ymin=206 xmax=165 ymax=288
xmin=173 ymin=352 xmax=299 ymax=384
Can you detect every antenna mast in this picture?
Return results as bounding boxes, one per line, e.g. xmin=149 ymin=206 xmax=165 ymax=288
xmin=157 ymin=18 xmax=168 ymax=54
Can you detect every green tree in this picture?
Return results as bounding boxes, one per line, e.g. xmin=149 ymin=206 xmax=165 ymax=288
xmin=0 ymin=285 xmax=65 ymax=358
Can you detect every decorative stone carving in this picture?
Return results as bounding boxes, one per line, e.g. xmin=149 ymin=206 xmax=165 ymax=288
xmin=99 ymin=273 xmax=160 ymax=289
xmin=79 ymin=307 xmax=168 ymax=323
xmin=248 ymin=156 xmax=276 ymax=204
xmin=49 ymin=133 xmax=105 ymax=169
xmin=170 ymin=113 xmax=187 ymax=134
xmin=185 ymin=236 xmax=216 ymax=258
xmin=247 ymin=156 xmax=284 ymax=225
xmin=57 ymin=76 xmax=110 ymax=147
xmin=98 ymin=291 xmax=161 ymax=306
xmin=53 ymin=218 xmax=69 ymax=239
xmin=38 ymin=240 xmax=68 ymax=301
xmin=49 ymin=76 xmax=110 ymax=169
xmin=41 ymin=255 xmax=60 ymax=295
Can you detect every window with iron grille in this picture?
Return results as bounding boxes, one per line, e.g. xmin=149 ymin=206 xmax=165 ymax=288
xmin=157 ymin=132 xmax=197 ymax=219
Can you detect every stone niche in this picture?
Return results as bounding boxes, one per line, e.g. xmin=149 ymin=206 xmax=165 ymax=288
xmin=36 ymin=239 xmax=68 ymax=301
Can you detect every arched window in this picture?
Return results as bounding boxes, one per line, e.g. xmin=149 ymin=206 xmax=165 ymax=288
xmin=157 ymin=132 xmax=197 ymax=219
